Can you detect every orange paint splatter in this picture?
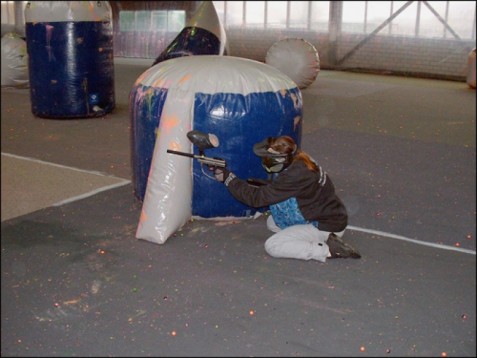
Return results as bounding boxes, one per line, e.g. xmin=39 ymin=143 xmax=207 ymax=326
xmin=178 ymin=74 xmax=192 ymax=85
xmin=169 ymin=140 xmax=185 ymax=152
xmin=160 ymin=115 xmax=180 ymax=133
xmin=152 ymin=78 xmax=174 ymax=88
xmin=139 ymin=209 xmax=148 ymax=224
xmin=63 ymin=298 xmax=81 ymax=305
xmin=152 ymin=79 xmax=168 ymax=88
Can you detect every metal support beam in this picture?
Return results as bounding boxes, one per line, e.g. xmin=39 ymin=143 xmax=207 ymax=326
xmin=422 ymin=1 xmax=461 ymax=40
xmin=328 ymin=1 xmax=342 ymax=66
xmin=336 ymin=1 xmax=414 ymax=66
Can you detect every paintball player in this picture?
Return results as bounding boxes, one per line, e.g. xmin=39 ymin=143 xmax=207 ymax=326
xmin=212 ymin=135 xmax=361 ymax=262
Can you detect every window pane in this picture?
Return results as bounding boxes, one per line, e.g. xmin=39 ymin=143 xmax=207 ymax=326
xmin=310 ymin=1 xmax=330 ymax=32
xmin=245 ymin=1 xmax=264 ymax=28
xmin=136 ymin=11 xmax=150 ymax=32
xmin=446 ymin=1 xmax=476 ymax=39
xmin=168 ymin=10 xmax=185 ymax=32
xmin=389 ymin=1 xmax=418 ymax=36
xmin=151 ymin=11 xmax=167 ymax=32
xmin=342 ymin=1 xmax=365 ymax=33
xmin=266 ymin=1 xmax=287 ymax=29
xmin=419 ymin=1 xmax=447 ymax=38
xmin=366 ymin=1 xmax=391 ymax=33
xmin=226 ymin=1 xmax=243 ymax=27
xmin=119 ymin=11 xmax=135 ymax=32
xmin=289 ymin=1 xmax=308 ymax=29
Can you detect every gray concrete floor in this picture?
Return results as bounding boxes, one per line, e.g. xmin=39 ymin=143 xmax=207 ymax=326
xmin=1 ymin=58 xmax=475 ymax=357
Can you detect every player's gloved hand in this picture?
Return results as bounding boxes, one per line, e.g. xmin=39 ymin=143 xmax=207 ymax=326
xmin=209 ymin=166 xmax=235 ymax=186
xmin=213 ymin=167 xmax=229 ymax=183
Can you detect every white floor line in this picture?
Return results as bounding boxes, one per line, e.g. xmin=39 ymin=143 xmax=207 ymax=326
xmin=52 ymin=180 xmax=131 ymax=206
xmin=1 ymin=152 xmax=130 ymax=180
xmin=3 ymin=152 xmax=474 ymax=255
xmin=2 ymin=152 xmax=131 ymax=206
xmin=347 ymin=225 xmax=476 ymax=255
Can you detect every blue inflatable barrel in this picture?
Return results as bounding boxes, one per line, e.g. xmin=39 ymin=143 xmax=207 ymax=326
xmin=25 ymin=1 xmax=114 ymax=119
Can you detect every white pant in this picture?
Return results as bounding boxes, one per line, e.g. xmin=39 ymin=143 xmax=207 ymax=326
xmin=264 ymin=215 xmax=346 ymax=262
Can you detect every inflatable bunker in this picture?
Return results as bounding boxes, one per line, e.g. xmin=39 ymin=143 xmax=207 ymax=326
xmin=151 ymin=0 xmax=228 ymax=66
xmin=266 ymin=37 xmax=320 ymax=90
xmin=25 ymin=1 xmax=114 ymax=119
xmin=1 ymin=32 xmax=29 ymax=88
xmin=130 ymin=55 xmax=303 ymax=244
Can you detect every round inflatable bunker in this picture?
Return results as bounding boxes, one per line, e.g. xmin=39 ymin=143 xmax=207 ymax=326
xmin=1 ymin=33 xmax=29 ymax=87
xmin=130 ymin=55 xmax=303 ymax=244
xmin=266 ymin=38 xmax=320 ymax=89
xmin=25 ymin=1 xmax=114 ymax=119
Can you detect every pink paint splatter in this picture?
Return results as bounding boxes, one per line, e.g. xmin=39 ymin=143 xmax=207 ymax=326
xmin=45 ymin=24 xmax=55 ymax=62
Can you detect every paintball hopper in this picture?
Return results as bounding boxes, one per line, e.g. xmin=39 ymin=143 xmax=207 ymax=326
xmin=187 ymin=130 xmax=219 ymax=155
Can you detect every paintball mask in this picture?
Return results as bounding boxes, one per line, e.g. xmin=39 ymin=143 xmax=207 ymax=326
xmin=253 ymin=137 xmax=297 ymax=173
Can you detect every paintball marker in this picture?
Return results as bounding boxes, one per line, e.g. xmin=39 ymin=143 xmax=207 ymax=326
xmin=167 ymin=130 xmax=226 ymax=179
xmin=168 ymin=131 xmax=270 ymax=186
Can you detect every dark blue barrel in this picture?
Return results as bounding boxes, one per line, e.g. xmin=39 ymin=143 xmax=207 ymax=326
xmin=25 ymin=1 xmax=114 ymax=119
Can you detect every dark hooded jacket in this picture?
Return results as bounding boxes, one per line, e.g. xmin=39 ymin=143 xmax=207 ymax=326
xmin=226 ymin=160 xmax=348 ymax=232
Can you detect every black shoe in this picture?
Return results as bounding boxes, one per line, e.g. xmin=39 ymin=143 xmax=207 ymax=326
xmin=327 ymin=233 xmax=361 ymax=259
